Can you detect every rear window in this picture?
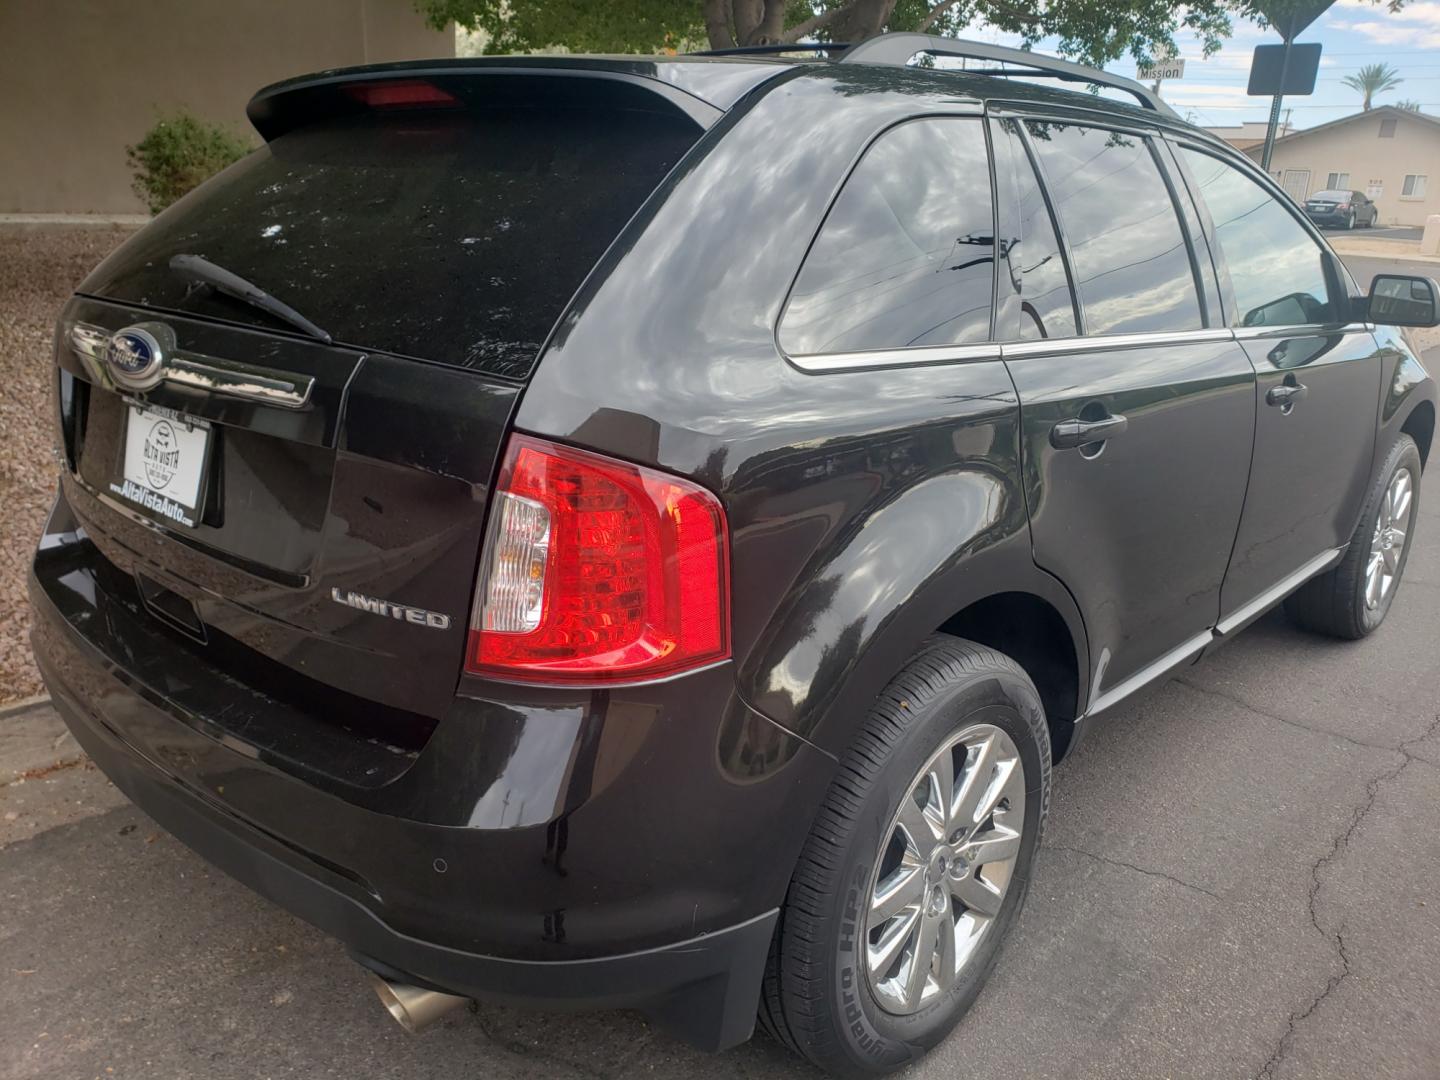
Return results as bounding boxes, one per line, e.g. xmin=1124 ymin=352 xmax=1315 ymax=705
xmin=1310 ymin=190 xmax=1351 ymax=200
xmin=81 ymin=109 xmax=700 ymax=379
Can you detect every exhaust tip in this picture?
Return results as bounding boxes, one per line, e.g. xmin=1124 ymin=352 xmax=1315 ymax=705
xmin=368 ymin=971 xmax=469 ymax=1034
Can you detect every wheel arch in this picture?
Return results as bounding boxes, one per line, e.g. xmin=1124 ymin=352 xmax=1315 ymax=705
xmin=742 ymin=528 xmax=1092 ymax=763
xmin=937 ymin=591 xmax=1084 ymax=760
xmin=1401 ymin=397 xmax=1434 ymax=469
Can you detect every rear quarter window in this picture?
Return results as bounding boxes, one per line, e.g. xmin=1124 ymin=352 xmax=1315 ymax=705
xmin=779 ymin=117 xmax=996 ymax=357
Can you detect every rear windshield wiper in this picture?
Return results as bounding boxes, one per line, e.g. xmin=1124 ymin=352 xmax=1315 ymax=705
xmin=169 ymin=253 xmax=332 ymax=344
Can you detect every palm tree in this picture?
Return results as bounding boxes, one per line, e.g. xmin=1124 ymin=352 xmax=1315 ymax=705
xmin=1342 ymin=63 xmax=1403 ymax=111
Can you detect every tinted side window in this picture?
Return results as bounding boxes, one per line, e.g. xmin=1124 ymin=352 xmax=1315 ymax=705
xmin=993 ymin=119 xmax=1078 ymax=340
xmin=780 ymin=118 xmax=995 ymax=355
xmin=1025 ymin=122 xmax=1203 ymax=336
xmin=1178 ymin=148 xmax=1334 ymax=328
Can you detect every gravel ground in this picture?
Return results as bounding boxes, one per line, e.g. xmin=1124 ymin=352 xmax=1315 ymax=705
xmin=0 ymin=225 xmax=135 ymax=704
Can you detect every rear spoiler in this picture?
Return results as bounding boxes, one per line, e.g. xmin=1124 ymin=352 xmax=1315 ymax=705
xmin=246 ymin=59 xmax=726 ymax=141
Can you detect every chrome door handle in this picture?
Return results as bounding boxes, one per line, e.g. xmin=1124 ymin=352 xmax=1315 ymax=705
xmin=1050 ymin=413 xmax=1127 ymax=450
xmin=1265 ymin=381 xmax=1308 ymax=408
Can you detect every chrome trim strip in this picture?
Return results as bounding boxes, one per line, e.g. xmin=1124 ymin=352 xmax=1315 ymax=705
xmin=1231 ymin=323 xmax=1368 ymax=341
xmin=68 ymin=322 xmax=108 ymax=360
xmin=1215 ymin=547 xmax=1345 ymax=636
xmin=1083 ymin=630 xmax=1213 ymax=717
xmin=66 ymin=321 xmax=314 ymax=408
xmin=1001 ymin=327 xmax=1234 ymax=360
xmin=786 ymin=342 xmax=1001 ymax=373
xmin=166 ymin=354 xmax=314 ymax=409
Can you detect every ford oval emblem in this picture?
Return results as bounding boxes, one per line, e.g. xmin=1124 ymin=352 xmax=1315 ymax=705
xmin=105 ymin=326 xmax=165 ymax=390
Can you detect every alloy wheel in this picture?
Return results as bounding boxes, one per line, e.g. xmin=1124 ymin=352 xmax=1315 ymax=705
xmin=864 ymin=723 xmax=1026 ymax=1015
xmin=1366 ymin=466 xmax=1412 ymax=610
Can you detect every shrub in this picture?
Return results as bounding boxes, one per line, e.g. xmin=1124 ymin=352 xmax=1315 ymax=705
xmin=125 ymin=111 xmax=252 ymax=214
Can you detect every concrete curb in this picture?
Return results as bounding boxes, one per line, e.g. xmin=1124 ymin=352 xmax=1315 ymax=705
xmin=1329 ymin=237 xmax=1440 ymax=265
xmin=0 ymin=693 xmax=52 ymax=720
xmin=0 ymin=213 xmax=149 ymax=227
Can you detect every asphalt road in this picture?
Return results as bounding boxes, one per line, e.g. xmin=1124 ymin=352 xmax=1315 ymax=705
xmin=4 ymin=266 xmax=1440 ymax=1080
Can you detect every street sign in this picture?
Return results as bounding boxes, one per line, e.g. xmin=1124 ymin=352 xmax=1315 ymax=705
xmin=1248 ymin=42 xmax=1322 ymax=95
xmin=1256 ymin=1 xmax=1333 ymax=42
xmin=1138 ymin=57 xmax=1185 ymax=81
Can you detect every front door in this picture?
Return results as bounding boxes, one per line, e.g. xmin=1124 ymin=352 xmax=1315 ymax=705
xmin=997 ymin=120 xmax=1256 ymax=708
xmin=1174 ymin=147 xmax=1381 ymax=620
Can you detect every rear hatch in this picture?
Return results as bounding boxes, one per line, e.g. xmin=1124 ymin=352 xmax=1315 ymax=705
xmin=55 ymin=70 xmax=706 ymax=737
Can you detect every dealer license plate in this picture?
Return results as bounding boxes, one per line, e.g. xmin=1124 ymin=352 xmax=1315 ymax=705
xmin=110 ymin=402 xmax=212 ymax=528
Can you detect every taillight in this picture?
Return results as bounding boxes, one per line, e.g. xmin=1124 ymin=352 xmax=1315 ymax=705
xmin=466 ymin=434 xmax=730 ymax=684
xmin=1337 ymin=202 xmax=1351 ymax=210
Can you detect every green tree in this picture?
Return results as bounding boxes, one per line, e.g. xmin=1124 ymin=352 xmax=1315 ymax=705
xmin=1395 ymin=98 xmax=1423 ymax=111
xmin=1342 ymin=62 xmax=1403 ymax=111
xmin=417 ymin=0 xmax=1397 ymax=71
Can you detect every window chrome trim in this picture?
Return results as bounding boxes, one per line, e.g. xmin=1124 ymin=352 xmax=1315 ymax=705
xmin=782 ymin=322 xmax=1374 ymax=375
xmin=68 ymin=321 xmax=314 ymax=408
xmin=1230 ymin=322 xmax=1369 ymax=341
xmin=785 ymin=342 xmax=1001 ymax=374
xmin=1002 ymin=327 xmax=1234 ymax=360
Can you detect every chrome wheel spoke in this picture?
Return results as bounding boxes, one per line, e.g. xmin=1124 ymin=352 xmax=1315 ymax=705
xmin=1366 ymin=556 xmax=1385 ymax=608
xmin=962 ymin=827 xmax=1022 ymax=865
xmin=871 ymin=863 xmax=925 ymax=924
xmin=868 ymin=907 xmax=921 ymax=980
xmin=950 ymin=734 xmax=998 ymax=832
xmin=899 ymin=793 xmax=944 ymax=859
xmin=951 ymin=873 xmax=1004 ymax=917
xmin=1391 ymin=472 xmax=1412 ymax=523
xmin=903 ymin=911 xmax=942 ymax=1007
xmin=935 ymin=911 xmax=958 ymax=981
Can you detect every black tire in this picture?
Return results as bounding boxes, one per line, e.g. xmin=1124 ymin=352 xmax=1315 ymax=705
xmin=758 ymin=636 xmax=1051 ymax=1077
xmin=1346 ymin=209 xmax=1357 ymax=230
xmin=1285 ymin=434 xmax=1422 ymax=638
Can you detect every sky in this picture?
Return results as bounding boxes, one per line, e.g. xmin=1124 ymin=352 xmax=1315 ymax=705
xmin=947 ymin=0 xmax=1440 ymax=131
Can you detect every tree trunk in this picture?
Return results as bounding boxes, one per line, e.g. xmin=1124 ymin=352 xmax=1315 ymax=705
xmin=732 ymin=0 xmax=763 ymax=43
xmin=829 ymin=0 xmax=900 ymax=43
xmin=703 ymin=0 xmax=735 ymax=49
xmin=751 ymin=0 xmax=787 ymax=44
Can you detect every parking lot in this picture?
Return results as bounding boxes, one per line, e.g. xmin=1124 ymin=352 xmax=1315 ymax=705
xmin=3 ymin=250 xmax=1440 ymax=1080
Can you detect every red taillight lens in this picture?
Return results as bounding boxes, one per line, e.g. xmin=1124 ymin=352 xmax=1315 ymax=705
xmin=345 ymin=80 xmax=459 ymax=109
xmin=466 ymin=434 xmax=730 ymax=684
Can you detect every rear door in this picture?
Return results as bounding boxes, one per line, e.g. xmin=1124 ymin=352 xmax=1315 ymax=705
xmin=993 ymin=117 xmax=1256 ymax=709
xmin=1171 ymin=145 xmax=1381 ymax=624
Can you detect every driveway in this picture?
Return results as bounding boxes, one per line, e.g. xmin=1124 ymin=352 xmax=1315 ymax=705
xmin=3 ymin=268 xmax=1440 ymax=1080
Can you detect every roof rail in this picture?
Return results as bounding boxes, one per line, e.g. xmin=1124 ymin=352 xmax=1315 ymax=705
xmin=840 ymin=34 xmax=1177 ymax=118
xmin=691 ymin=43 xmax=848 ymax=57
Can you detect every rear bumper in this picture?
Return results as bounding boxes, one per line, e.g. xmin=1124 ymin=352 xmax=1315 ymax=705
xmin=29 ymin=488 xmax=832 ymax=1050
xmin=1305 ymin=212 xmax=1351 ymax=227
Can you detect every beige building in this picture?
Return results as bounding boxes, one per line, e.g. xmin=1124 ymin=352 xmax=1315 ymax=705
xmin=1203 ymin=120 xmax=1292 ymax=152
xmin=1242 ymin=106 xmax=1440 ymax=227
xmin=1 ymin=0 xmax=453 ymax=215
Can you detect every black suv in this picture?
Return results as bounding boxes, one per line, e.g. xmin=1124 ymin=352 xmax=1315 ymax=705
xmin=29 ymin=35 xmax=1440 ymax=1077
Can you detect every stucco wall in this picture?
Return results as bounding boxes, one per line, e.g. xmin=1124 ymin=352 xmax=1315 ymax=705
xmin=1245 ymin=112 xmax=1440 ymax=227
xmin=0 ymin=0 xmax=453 ymax=214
